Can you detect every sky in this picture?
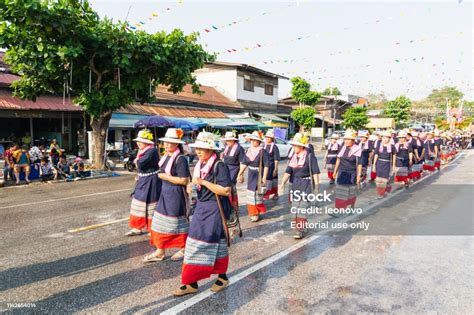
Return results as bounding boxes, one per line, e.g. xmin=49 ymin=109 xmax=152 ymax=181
xmin=89 ymin=0 xmax=473 ymax=101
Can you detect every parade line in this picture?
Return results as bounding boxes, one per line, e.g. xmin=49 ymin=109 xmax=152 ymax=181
xmin=161 ymin=149 xmax=468 ymax=315
xmin=0 ymin=188 xmax=131 ymax=210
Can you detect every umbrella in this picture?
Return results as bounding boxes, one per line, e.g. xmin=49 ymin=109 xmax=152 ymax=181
xmin=171 ymin=119 xmax=199 ymax=131
xmin=134 ymin=115 xmax=174 ymax=128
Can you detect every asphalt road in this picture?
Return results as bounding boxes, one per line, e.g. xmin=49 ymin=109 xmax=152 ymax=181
xmin=0 ymin=150 xmax=472 ymax=314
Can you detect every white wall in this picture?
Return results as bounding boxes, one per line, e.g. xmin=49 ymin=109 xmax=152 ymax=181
xmin=194 ymin=69 xmax=237 ymax=101
xmin=236 ymin=76 xmax=279 ymax=104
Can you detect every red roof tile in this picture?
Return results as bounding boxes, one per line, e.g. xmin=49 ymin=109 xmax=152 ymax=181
xmin=121 ymin=104 xmax=227 ymax=118
xmin=0 ymin=89 xmax=82 ymax=112
xmin=0 ymin=73 xmax=20 ymax=86
xmin=155 ymin=84 xmax=242 ymax=109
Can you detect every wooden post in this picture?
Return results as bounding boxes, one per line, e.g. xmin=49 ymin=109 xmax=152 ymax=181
xmin=29 ymin=117 xmax=34 ymax=145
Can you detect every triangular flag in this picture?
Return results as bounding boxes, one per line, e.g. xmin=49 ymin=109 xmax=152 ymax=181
xmin=212 ymin=26 xmax=218 ymax=30
xmin=204 ymin=29 xmax=211 ymax=32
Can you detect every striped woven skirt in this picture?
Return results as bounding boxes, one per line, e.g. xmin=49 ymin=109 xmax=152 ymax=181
xmin=410 ymin=163 xmax=423 ymax=179
xmin=326 ymin=163 xmax=336 ymax=180
xmin=247 ymin=189 xmax=266 ymax=216
xmin=292 ymin=200 xmax=310 ymax=231
xmin=335 ymin=184 xmax=357 ymax=209
xmin=150 ymin=183 xmax=189 ymax=249
xmin=375 ymin=177 xmax=391 ymax=196
xmin=229 ymin=185 xmax=239 ymax=208
xmin=181 ymin=200 xmax=229 ymax=285
xmin=264 ymin=163 xmax=278 ymax=199
xmin=129 ymin=175 xmax=161 ymax=231
xmin=370 ymin=167 xmax=377 ymax=181
xmin=423 ymin=159 xmax=436 ymax=172
xmin=394 ymin=166 xmax=409 ymax=183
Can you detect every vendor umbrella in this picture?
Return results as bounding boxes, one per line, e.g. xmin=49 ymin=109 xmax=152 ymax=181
xmin=171 ymin=119 xmax=199 ymax=131
xmin=134 ymin=115 xmax=174 ymax=128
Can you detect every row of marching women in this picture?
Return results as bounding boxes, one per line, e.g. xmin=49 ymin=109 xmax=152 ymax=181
xmin=124 ymin=126 xmax=468 ymax=297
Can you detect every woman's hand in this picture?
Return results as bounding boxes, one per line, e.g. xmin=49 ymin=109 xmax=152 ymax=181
xmin=238 ymin=174 xmax=244 ymax=184
xmin=192 ymin=177 xmax=204 ymax=186
xmin=134 ymin=175 xmax=138 ymax=182
xmin=186 ymin=182 xmax=192 ymax=194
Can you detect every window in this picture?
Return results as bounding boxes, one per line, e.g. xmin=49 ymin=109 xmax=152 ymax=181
xmin=265 ymin=84 xmax=274 ymax=95
xmin=244 ymin=75 xmax=254 ymax=92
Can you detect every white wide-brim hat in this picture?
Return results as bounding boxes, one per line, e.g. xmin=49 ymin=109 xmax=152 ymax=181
xmin=159 ymin=128 xmax=185 ymax=144
xmin=189 ymin=131 xmax=219 ymax=150
xmin=133 ymin=137 xmax=154 ymax=145
xmin=221 ymin=131 xmax=238 ymax=141
xmin=330 ymin=134 xmax=340 ymax=139
xmin=380 ymin=131 xmax=392 ymax=137
xmin=133 ymin=129 xmax=155 ymax=145
xmin=343 ymin=130 xmax=357 ymax=140
xmin=265 ymin=129 xmax=275 ymax=139
xmin=246 ymin=131 xmax=263 ymax=142
xmin=288 ymin=133 xmax=310 ymax=148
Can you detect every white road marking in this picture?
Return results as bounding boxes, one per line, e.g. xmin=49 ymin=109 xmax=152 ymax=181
xmin=0 ymin=188 xmax=131 ymax=210
xmin=161 ymin=149 xmax=469 ymax=315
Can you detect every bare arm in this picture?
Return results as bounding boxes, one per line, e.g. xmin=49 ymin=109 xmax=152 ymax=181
xmin=159 ymin=173 xmax=189 ymax=186
xmin=194 ymin=178 xmax=230 ymax=197
xmin=333 ymin=158 xmax=341 ymax=178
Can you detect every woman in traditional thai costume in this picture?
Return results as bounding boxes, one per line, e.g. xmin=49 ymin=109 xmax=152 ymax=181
xmin=409 ymin=131 xmax=424 ymax=180
xmin=126 ymin=129 xmax=162 ymax=236
xmin=174 ymin=132 xmax=232 ymax=296
xmin=370 ymin=132 xmax=382 ymax=181
xmin=145 ymin=128 xmax=190 ymax=262
xmin=237 ymin=131 xmax=269 ymax=222
xmin=323 ymin=134 xmax=341 ymax=185
xmin=433 ymin=130 xmax=442 ymax=171
xmin=221 ymin=131 xmax=245 ymax=208
xmin=333 ymin=130 xmax=362 ymax=209
xmin=423 ymin=131 xmax=438 ymax=172
xmin=394 ymin=131 xmax=413 ymax=188
xmin=263 ymin=129 xmax=280 ymax=200
xmin=373 ymin=131 xmax=396 ymax=197
xmin=280 ymin=133 xmax=320 ymax=239
xmin=357 ymin=130 xmax=372 ymax=186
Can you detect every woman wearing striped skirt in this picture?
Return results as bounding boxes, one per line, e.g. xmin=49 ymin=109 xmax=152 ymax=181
xmin=358 ymin=130 xmax=373 ymax=186
xmin=423 ymin=131 xmax=438 ymax=172
xmin=280 ymin=133 xmax=320 ymax=239
xmin=237 ymin=131 xmax=270 ymax=222
xmin=333 ymin=130 xmax=362 ymax=209
xmin=324 ymin=134 xmax=341 ymax=185
xmin=409 ymin=131 xmax=424 ymax=180
xmin=373 ymin=131 xmax=396 ymax=197
xmin=174 ymin=132 xmax=232 ymax=296
xmin=370 ymin=132 xmax=382 ymax=181
xmin=126 ymin=129 xmax=162 ymax=236
xmin=145 ymin=128 xmax=190 ymax=262
xmin=394 ymin=131 xmax=413 ymax=188
xmin=221 ymin=131 xmax=245 ymax=208
xmin=263 ymin=129 xmax=281 ymax=200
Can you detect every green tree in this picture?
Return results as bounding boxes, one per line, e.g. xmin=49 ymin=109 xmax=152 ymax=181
xmin=291 ymin=107 xmax=316 ymax=132
xmin=427 ymin=86 xmax=464 ymax=110
xmin=342 ymin=106 xmax=369 ymax=130
xmin=384 ymin=95 xmax=412 ymax=129
xmin=0 ymin=0 xmax=212 ymax=168
xmin=290 ymin=76 xmax=320 ymax=108
xmin=323 ymin=87 xmax=342 ymax=96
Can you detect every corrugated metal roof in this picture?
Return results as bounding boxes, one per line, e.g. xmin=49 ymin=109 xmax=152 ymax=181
xmin=155 ymin=84 xmax=242 ymax=109
xmin=0 ymin=73 xmax=20 ymax=86
xmin=120 ymin=103 xmax=227 ymax=118
xmin=0 ymin=89 xmax=82 ymax=112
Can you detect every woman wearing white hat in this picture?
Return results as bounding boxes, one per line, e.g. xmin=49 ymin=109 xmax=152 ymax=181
xmin=423 ymin=131 xmax=438 ymax=172
xmin=221 ymin=131 xmax=245 ymax=208
xmin=146 ymin=128 xmax=190 ymax=262
xmin=357 ymin=130 xmax=373 ymax=186
xmin=433 ymin=129 xmax=442 ymax=171
xmin=333 ymin=130 xmax=362 ymax=210
xmin=175 ymin=132 xmax=232 ymax=296
xmin=370 ymin=131 xmax=383 ymax=181
xmin=393 ymin=131 xmax=413 ymax=188
xmin=126 ymin=129 xmax=162 ymax=237
xmin=324 ymin=134 xmax=341 ymax=185
xmin=263 ymin=129 xmax=281 ymax=200
xmin=279 ymin=133 xmax=320 ymax=239
xmin=372 ymin=130 xmax=396 ymax=197
xmin=237 ymin=131 xmax=270 ymax=222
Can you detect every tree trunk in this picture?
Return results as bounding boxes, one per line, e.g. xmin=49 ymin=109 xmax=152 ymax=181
xmin=90 ymin=110 xmax=113 ymax=169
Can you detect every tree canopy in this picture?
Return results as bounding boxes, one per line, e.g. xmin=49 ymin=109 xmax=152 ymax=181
xmin=0 ymin=0 xmax=213 ymax=167
xmin=383 ymin=95 xmax=412 ymax=129
xmin=427 ymin=86 xmax=464 ymax=110
xmin=323 ymin=87 xmax=341 ymax=96
xmin=342 ymin=106 xmax=369 ymax=131
xmin=290 ymin=76 xmax=320 ymax=106
xmin=291 ymin=106 xmax=316 ymax=132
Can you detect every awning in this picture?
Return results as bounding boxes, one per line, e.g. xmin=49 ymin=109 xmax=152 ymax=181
xmin=167 ymin=117 xmax=208 ymax=128
xmin=202 ymin=118 xmax=270 ymax=130
xmin=256 ymin=112 xmax=288 ymax=123
xmin=366 ymin=118 xmax=395 ymax=129
xmin=109 ymin=113 xmax=150 ymax=128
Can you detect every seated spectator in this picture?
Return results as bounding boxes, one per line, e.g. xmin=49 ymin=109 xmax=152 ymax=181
xmin=3 ymin=144 xmax=18 ymax=181
xmin=29 ymin=144 xmax=44 ymax=171
xmin=13 ymin=145 xmax=31 ymax=185
xmin=39 ymin=157 xmax=54 ymax=182
xmin=50 ymin=147 xmax=61 ymax=166
xmin=55 ymin=156 xmax=72 ymax=180
xmin=72 ymin=158 xmax=91 ymax=178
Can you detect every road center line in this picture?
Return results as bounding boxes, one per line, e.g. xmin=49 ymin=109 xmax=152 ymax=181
xmin=0 ymin=188 xmax=131 ymax=210
xmin=161 ymin=149 xmax=469 ymax=315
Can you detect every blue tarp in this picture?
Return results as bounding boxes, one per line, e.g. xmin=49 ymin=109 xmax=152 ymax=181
xmin=109 ymin=113 xmax=150 ymax=128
